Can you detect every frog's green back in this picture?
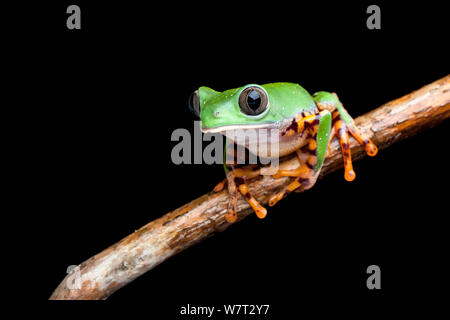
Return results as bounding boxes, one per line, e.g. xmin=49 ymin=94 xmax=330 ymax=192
xmin=199 ymin=82 xmax=317 ymax=131
xmin=262 ymin=82 xmax=316 ymax=118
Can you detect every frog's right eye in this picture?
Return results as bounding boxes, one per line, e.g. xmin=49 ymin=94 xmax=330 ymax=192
xmin=188 ymin=90 xmax=200 ymax=119
xmin=238 ymin=86 xmax=269 ymax=116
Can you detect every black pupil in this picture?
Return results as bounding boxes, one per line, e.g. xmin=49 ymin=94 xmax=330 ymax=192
xmin=247 ymin=90 xmax=261 ymax=111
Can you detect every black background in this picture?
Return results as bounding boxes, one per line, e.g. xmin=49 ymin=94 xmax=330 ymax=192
xmin=17 ymin=0 xmax=449 ymax=315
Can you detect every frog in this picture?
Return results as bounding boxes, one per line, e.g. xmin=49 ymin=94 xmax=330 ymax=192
xmin=188 ymin=83 xmax=378 ymax=223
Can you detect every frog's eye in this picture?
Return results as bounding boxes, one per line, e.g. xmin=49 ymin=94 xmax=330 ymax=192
xmin=238 ymin=86 xmax=269 ymax=116
xmin=188 ymin=90 xmax=200 ymax=119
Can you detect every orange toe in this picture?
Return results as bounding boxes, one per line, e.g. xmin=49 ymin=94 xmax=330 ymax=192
xmin=344 ymin=169 xmax=356 ymax=182
xmin=365 ymin=142 xmax=378 ymax=157
xmin=225 ymin=210 xmax=237 ymax=223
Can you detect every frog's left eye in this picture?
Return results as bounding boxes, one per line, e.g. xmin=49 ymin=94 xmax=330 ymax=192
xmin=238 ymin=86 xmax=269 ymax=116
xmin=188 ymin=90 xmax=200 ymax=119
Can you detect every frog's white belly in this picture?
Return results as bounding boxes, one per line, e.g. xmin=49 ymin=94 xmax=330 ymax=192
xmin=277 ymin=132 xmax=309 ymax=157
xmin=223 ymin=118 xmax=310 ymax=159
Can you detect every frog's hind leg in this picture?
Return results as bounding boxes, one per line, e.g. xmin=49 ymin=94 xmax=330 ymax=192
xmin=213 ymin=178 xmax=227 ymax=192
xmin=268 ymin=154 xmax=312 ymax=207
xmin=269 ymin=110 xmax=332 ymax=206
xmin=224 ymin=166 xmax=267 ymax=223
xmin=314 ymin=91 xmax=378 ymax=181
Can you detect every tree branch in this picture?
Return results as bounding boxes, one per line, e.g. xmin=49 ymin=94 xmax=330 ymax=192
xmin=50 ymin=75 xmax=450 ymax=300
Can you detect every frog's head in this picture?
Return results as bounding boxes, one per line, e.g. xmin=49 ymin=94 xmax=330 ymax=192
xmin=188 ymin=84 xmax=279 ymax=133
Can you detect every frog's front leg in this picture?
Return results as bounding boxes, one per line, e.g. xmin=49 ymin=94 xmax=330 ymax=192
xmin=313 ymin=92 xmax=378 ymax=181
xmin=213 ymin=138 xmax=268 ymax=222
xmin=223 ymin=166 xmax=267 ymax=223
xmin=269 ymin=110 xmax=332 ymax=206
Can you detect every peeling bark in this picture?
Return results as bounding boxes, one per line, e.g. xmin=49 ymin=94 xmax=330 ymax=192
xmin=50 ymin=75 xmax=450 ymax=300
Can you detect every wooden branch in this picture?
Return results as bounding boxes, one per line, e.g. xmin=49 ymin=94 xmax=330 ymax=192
xmin=50 ymin=75 xmax=450 ymax=300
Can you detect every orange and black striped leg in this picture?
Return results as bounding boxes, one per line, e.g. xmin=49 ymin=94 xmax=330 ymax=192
xmin=332 ymin=111 xmax=378 ymax=181
xmin=334 ymin=116 xmax=356 ymax=181
xmin=272 ymin=150 xmax=310 ymax=179
xmin=213 ymin=178 xmax=227 ymax=192
xmin=314 ymin=91 xmax=378 ymax=181
xmin=235 ymin=177 xmax=267 ymax=219
xmin=347 ymin=125 xmax=378 ymax=157
xmin=281 ymin=113 xmax=318 ymax=138
xmin=270 ymin=110 xmax=331 ymax=205
xmin=269 ymin=133 xmax=320 ymax=207
xmin=269 ymin=150 xmax=317 ymax=206
xmin=224 ymin=166 xmax=267 ymax=223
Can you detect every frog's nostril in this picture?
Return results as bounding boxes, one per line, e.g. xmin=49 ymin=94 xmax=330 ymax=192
xmin=214 ymin=111 xmax=220 ymax=117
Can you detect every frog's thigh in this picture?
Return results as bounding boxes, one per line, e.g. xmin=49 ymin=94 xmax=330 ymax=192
xmin=275 ymin=110 xmax=331 ymax=178
xmin=214 ymin=165 xmax=260 ymax=192
xmin=269 ymin=110 xmax=331 ymax=206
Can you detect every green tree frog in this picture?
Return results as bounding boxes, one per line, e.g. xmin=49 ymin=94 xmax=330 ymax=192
xmin=188 ymin=83 xmax=377 ymax=223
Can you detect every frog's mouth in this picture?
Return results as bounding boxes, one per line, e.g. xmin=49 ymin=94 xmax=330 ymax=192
xmin=201 ymin=123 xmax=278 ymax=134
